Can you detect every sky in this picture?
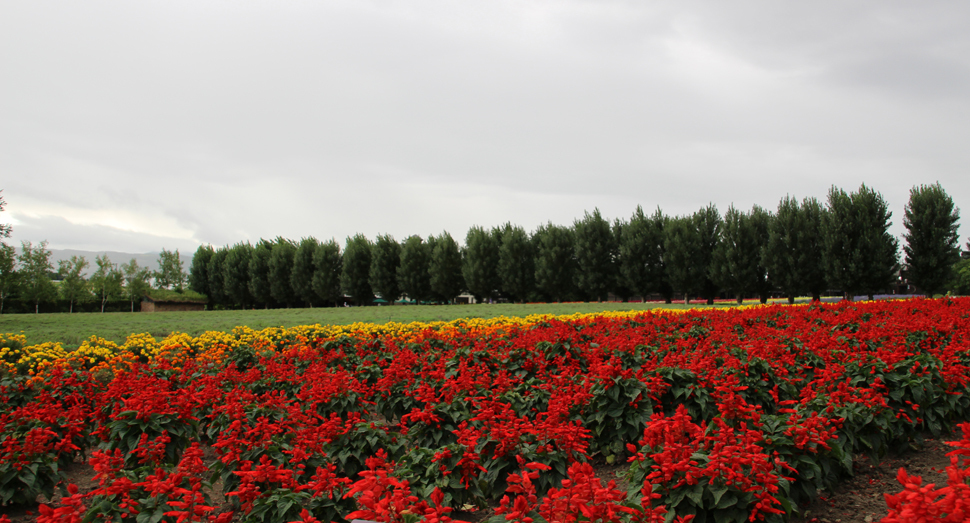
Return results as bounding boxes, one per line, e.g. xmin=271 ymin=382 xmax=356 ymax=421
xmin=2 ymin=1 xmax=969 ymax=255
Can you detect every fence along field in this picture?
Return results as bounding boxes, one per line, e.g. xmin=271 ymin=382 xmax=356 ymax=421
xmin=2 ymin=298 xmax=970 ymax=523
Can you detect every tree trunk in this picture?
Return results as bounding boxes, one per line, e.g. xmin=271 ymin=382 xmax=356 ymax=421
xmin=101 ymin=298 xmax=106 ymax=313
xmin=706 ymin=297 xmax=714 ymax=305
xmin=736 ymin=295 xmax=743 ymax=305
xmin=867 ymin=293 xmax=875 ymax=301
xmin=35 ymin=302 xmax=39 ymax=314
xmin=788 ymin=294 xmax=795 ymax=305
xmin=812 ymin=292 xmax=821 ymax=302
xmin=70 ymin=301 xmax=74 ymax=313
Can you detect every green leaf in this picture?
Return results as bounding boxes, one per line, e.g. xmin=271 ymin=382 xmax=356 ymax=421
xmin=685 ymin=485 xmax=704 ymax=506
xmin=710 ymin=484 xmax=730 ymax=506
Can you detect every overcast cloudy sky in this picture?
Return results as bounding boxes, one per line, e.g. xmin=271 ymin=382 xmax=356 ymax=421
xmin=2 ymin=1 xmax=969 ymax=254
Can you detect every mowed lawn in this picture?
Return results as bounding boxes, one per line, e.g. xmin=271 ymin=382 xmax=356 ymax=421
xmin=0 ymin=301 xmax=734 ymax=348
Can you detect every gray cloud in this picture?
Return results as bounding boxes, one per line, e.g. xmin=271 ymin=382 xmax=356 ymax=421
xmin=1 ymin=0 xmax=968 ymax=252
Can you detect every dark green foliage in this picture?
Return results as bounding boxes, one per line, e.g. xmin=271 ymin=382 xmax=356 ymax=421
xmin=825 ymin=185 xmax=899 ymax=300
xmin=694 ymin=204 xmax=722 ymax=304
xmin=711 ymin=205 xmax=772 ymax=304
xmin=497 ymin=224 xmax=535 ymax=303
xmin=533 ymin=223 xmax=576 ymax=303
xmin=398 ymin=235 xmax=432 ymax=303
xmin=664 ymin=216 xmax=698 ymax=303
xmin=312 ymin=239 xmax=342 ymax=305
xmin=766 ymin=197 xmax=827 ymax=303
xmin=665 ymin=206 xmax=721 ymax=304
xmin=223 ymin=242 xmax=254 ymax=308
xmin=800 ymin=198 xmax=828 ymax=301
xmin=462 ymin=226 xmax=500 ymax=301
xmin=248 ymin=239 xmax=275 ymax=308
xmin=619 ymin=206 xmax=671 ymax=303
xmin=904 ymin=183 xmax=961 ymax=297
xmin=430 ymin=232 xmax=464 ymax=302
xmin=206 ymin=248 xmax=228 ymax=307
xmin=748 ymin=206 xmax=775 ymax=303
xmin=188 ymin=244 xmax=214 ymax=297
xmin=370 ymin=234 xmax=401 ymax=303
xmin=611 ymin=218 xmax=633 ymax=302
xmin=341 ymin=234 xmax=374 ymax=305
xmin=269 ymin=238 xmax=298 ymax=307
xmin=291 ymin=237 xmax=320 ymax=307
xmin=573 ymin=208 xmax=616 ymax=302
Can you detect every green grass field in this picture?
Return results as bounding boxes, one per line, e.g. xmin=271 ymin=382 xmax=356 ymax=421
xmin=0 ymin=301 xmax=734 ymax=348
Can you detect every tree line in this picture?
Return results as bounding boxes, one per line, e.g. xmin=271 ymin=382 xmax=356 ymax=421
xmin=0 ymin=241 xmax=189 ymax=314
xmin=187 ymin=183 xmax=967 ymax=309
xmin=0 ymin=183 xmax=967 ymax=313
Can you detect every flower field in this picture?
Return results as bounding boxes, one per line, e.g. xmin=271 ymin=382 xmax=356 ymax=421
xmin=2 ymin=299 xmax=970 ymax=523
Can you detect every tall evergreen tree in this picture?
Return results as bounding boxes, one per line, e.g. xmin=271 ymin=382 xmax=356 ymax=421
xmin=533 ymin=223 xmax=576 ymax=303
xmin=765 ymin=196 xmax=827 ymax=303
xmin=0 ymin=243 xmax=18 ymax=314
xmin=370 ymin=234 xmax=401 ymax=304
xmin=800 ymin=197 xmax=828 ymax=301
xmin=498 ymin=225 xmax=535 ymax=303
xmin=903 ymin=183 xmax=961 ymax=297
xmin=342 ymin=234 xmax=374 ymax=305
xmin=398 ymin=235 xmax=432 ymax=303
xmin=748 ymin=205 xmax=775 ymax=303
xmin=248 ymin=240 xmax=275 ymax=308
xmin=19 ymin=241 xmax=58 ymax=313
xmin=291 ymin=237 xmax=320 ymax=307
xmin=206 ymin=247 xmax=228 ymax=308
xmin=429 ymin=232 xmax=464 ymax=302
xmin=188 ymin=245 xmax=214 ymax=298
xmin=223 ymin=242 xmax=254 ymax=308
xmin=269 ymin=238 xmax=298 ymax=307
xmin=462 ymin=226 xmax=500 ymax=302
xmin=611 ymin=218 xmax=633 ymax=301
xmin=664 ymin=215 xmax=700 ymax=303
xmin=824 ymin=184 xmax=899 ymax=300
xmin=711 ymin=205 xmax=771 ymax=304
xmin=121 ymin=258 xmax=152 ymax=312
xmin=58 ymin=255 xmax=90 ymax=313
xmin=573 ymin=208 xmax=616 ymax=302
xmin=619 ymin=207 xmax=671 ymax=303
xmin=694 ymin=204 xmax=722 ymax=304
xmin=89 ymin=253 xmax=123 ymax=313
xmin=312 ymin=239 xmax=342 ymax=306
xmin=664 ymin=205 xmax=721 ymax=304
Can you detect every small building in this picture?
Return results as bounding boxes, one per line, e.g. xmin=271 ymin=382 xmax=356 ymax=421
xmin=140 ymin=291 xmax=207 ymax=312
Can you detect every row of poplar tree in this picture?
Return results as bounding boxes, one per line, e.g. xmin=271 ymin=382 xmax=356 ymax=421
xmin=188 ymin=183 xmax=966 ymax=308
